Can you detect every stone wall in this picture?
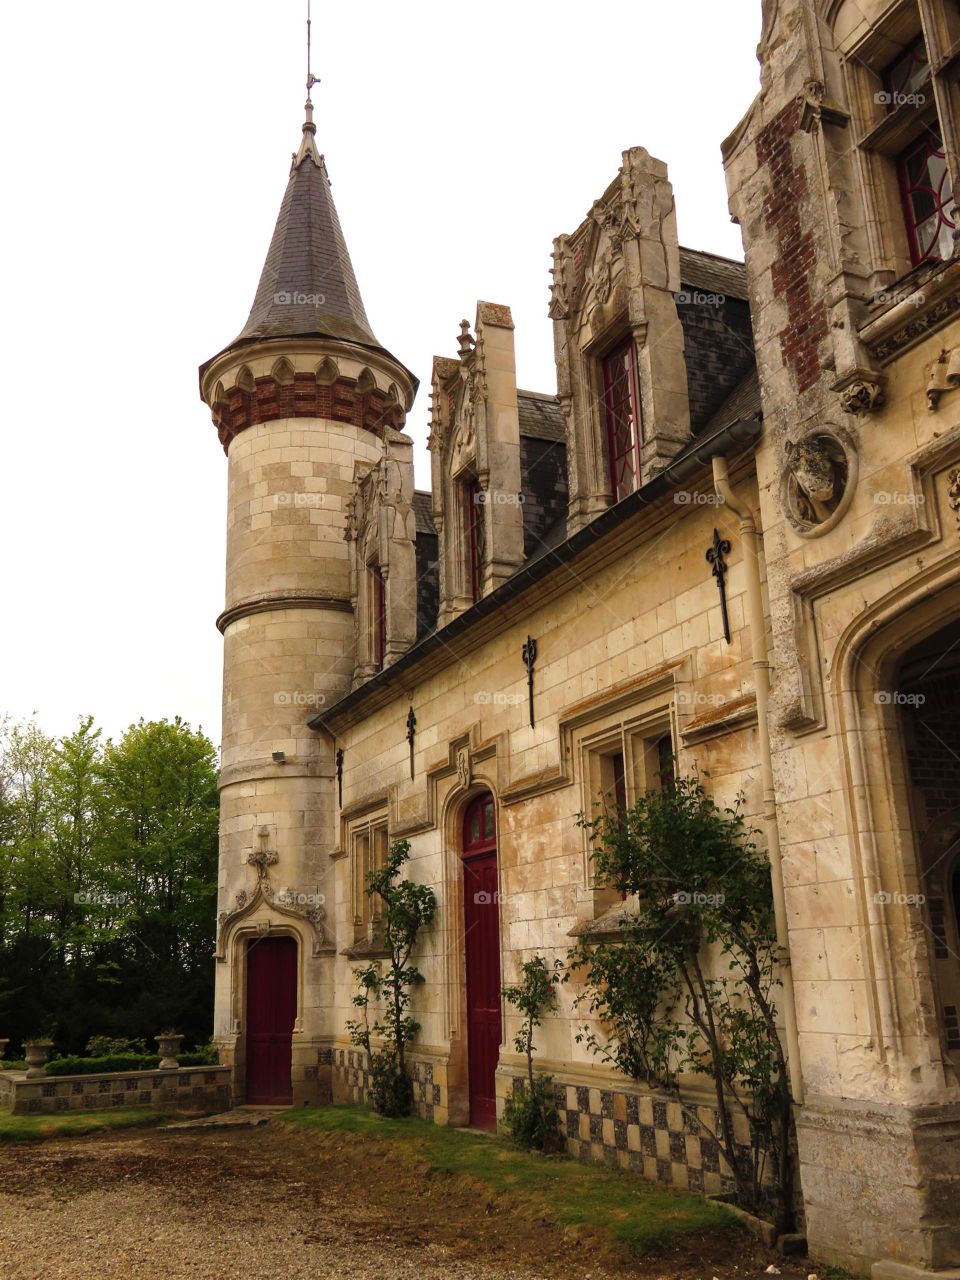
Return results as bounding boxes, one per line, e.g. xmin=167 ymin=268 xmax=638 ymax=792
xmin=0 ymin=1066 xmax=231 ymax=1116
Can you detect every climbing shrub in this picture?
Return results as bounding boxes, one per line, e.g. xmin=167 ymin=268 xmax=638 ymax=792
xmin=502 ymin=955 xmax=564 ymax=1151
xmin=570 ymin=774 xmax=795 ymax=1232
xmin=346 ymin=840 xmax=437 ymax=1118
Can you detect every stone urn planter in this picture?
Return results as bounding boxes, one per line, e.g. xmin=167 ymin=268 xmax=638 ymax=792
xmin=0 ymin=1039 xmax=9 ymax=1061
xmin=23 ymin=1039 xmax=54 ymax=1079
xmin=156 ymin=1033 xmax=184 ymax=1070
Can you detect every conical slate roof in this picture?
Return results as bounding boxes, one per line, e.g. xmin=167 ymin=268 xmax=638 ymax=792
xmin=228 ymin=103 xmax=383 ymax=353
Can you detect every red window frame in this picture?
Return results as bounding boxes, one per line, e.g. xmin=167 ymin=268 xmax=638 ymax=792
xmin=466 ymin=478 xmax=484 ymax=602
xmin=373 ymin=566 xmax=387 ymax=668
xmin=896 ymin=124 xmax=955 ymax=266
xmin=601 ymin=339 xmax=642 ymax=502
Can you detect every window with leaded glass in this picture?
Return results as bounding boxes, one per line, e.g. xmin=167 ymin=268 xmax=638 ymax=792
xmin=897 ymin=124 xmax=955 ymax=265
xmin=465 ymin=477 xmax=484 ymax=602
xmin=601 ymin=339 xmax=641 ymax=502
xmin=371 ymin=565 xmax=387 ymax=668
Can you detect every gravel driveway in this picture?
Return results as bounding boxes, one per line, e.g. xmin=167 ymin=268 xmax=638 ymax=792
xmin=0 ymin=1121 xmax=793 ymax=1280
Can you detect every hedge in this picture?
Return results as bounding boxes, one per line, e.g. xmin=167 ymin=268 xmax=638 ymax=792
xmin=44 ymin=1052 xmax=215 ymax=1076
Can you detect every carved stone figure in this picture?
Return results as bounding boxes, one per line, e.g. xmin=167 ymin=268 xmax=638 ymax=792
xmin=784 ymin=435 xmax=848 ymax=526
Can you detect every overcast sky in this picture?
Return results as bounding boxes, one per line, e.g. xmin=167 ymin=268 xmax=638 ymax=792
xmin=1 ymin=1 xmax=761 ymax=749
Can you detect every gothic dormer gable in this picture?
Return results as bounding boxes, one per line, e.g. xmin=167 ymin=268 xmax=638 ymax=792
xmin=345 ymin=432 xmax=417 ymax=685
xmin=550 ymin=147 xmax=691 ymax=534
xmin=429 ymin=303 xmax=525 ymax=627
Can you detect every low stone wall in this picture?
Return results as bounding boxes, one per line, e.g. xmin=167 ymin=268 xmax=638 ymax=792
xmin=331 ymin=1046 xmax=744 ymax=1198
xmin=0 ymin=1065 xmax=231 ymax=1115
xmin=501 ymin=1074 xmax=741 ymax=1198
xmin=332 ymin=1049 xmax=446 ymax=1123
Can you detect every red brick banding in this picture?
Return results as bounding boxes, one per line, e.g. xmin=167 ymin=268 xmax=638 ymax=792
xmin=212 ymin=372 xmax=405 ymax=451
xmin=756 ymin=99 xmax=828 ymax=394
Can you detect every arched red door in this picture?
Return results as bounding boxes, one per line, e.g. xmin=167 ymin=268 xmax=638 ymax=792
xmin=462 ymin=793 xmax=502 ymax=1128
xmin=245 ymin=935 xmax=297 ymax=1105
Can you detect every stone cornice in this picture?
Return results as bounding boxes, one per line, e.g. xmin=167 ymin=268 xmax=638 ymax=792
xmin=200 ymin=338 xmax=418 ymax=452
xmin=858 ymin=260 xmax=960 ymax=366
xmin=217 ymin=591 xmax=352 ymax=633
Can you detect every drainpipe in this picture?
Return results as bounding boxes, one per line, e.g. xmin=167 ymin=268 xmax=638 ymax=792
xmin=712 ymin=455 xmax=804 ymax=1105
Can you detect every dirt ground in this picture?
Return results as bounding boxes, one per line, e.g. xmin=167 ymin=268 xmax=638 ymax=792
xmin=0 ymin=1122 xmax=813 ymax=1280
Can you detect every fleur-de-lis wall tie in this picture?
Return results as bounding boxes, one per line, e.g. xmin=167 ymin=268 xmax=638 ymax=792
xmin=706 ymin=528 xmax=732 ymax=644
xmin=335 ymin=747 xmax=344 ymax=808
xmin=406 ymin=706 xmax=417 ymax=780
xmin=522 ymin=636 xmax=538 ymax=728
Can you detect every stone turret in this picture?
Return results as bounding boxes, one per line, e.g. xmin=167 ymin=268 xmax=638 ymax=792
xmin=199 ymin=92 xmax=416 ymax=1104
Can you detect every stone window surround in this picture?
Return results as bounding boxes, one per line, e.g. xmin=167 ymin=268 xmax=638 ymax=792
xmin=348 ymin=814 xmax=389 ymax=943
xmin=574 ymin=697 xmax=675 ymax=911
xmin=835 ymin=0 xmax=960 ymax=290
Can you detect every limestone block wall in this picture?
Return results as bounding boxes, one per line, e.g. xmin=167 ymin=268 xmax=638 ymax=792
xmin=327 ymin=474 xmax=766 ymax=1130
xmin=721 ymin=2 xmax=960 ymax=1265
xmin=214 ymin=415 xmax=384 ymax=1083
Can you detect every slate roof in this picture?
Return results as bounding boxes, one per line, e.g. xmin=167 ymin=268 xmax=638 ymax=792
xmin=701 ymin=368 xmax=762 ymax=433
xmin=233 ymin=149 xmax=379 ymax=350
xmin=202 ymin=113 xmax=408 ymax=374
xmin=678 ymin=247 xmax=748 ymax=301
xmin=413 ymin=491 xmax=436 ymax=536
xmin=517 ymin=390 xmax=565 ymax=441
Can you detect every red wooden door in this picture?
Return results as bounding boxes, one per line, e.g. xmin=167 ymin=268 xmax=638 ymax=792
xmin=245 ymin=936 xmax=297 ymax=1105
xmin=462 ymin=794 xmax=501 ymax=1129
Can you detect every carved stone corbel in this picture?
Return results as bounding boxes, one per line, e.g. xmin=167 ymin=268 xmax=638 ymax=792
xmin=836 ymin=374 xmax=886 ymax=416
xmin=797 ymin=78 xmax=850 ymax=134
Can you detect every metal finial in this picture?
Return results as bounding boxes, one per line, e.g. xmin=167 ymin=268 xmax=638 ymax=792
xmin=306 ymin=0 xmax=314 ymax=95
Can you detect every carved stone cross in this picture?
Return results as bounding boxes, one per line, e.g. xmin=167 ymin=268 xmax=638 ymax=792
xmin=247 ymin=827 xmax=278 ymax=883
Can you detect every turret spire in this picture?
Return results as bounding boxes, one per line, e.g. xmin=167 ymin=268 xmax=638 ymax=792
xmin=199 ymin=1 xmax=415 ymax=381
xmin=294 ymin=0 xmax=322 ymax=170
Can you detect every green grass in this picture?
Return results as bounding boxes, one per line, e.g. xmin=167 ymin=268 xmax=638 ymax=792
xmin=0 ymin=1107 xmax=168 ymax=1143
xmin=281 ymin=1104 xmax=736 ymax=1254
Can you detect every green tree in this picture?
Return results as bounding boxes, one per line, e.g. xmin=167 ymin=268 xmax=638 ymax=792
xmin=0 ymin=715 xmax=219 ymax=1054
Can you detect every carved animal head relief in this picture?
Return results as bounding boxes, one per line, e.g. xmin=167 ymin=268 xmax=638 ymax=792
xmin=782 ymin=430 xmax=854 ymax=535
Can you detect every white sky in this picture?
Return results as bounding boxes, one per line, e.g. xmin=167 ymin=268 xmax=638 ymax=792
xmin=1 ymin=1 xmax=761 ymax=749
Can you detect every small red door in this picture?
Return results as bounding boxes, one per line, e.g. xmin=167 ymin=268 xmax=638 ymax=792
xmin=462 ymin=794 xmax=501 ymax=1129
xmin=245 ymin=935 xmax=297 ymax=1105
